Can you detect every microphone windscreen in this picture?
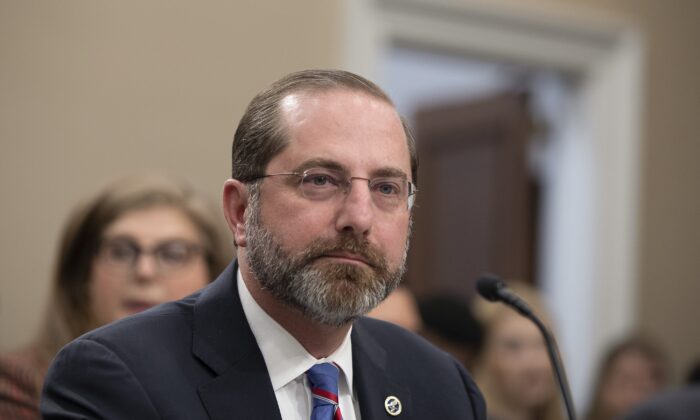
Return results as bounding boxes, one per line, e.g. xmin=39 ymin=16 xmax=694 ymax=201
xmin=476 ymin=274 xmax=505 ymax=302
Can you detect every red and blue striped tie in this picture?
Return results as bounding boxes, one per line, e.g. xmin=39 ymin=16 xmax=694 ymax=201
xmin=306 ymin=363 xmax=343 ymax=420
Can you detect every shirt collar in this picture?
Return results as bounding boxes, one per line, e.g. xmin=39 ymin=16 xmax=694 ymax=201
xmin=237 ymin=268 xmax=354 ymax=394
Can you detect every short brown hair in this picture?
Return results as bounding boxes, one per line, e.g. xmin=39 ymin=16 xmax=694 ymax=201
xmin=232 ymin=69 xmax=418 ymax=184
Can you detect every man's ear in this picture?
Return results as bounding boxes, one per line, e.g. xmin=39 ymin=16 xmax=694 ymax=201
xmin=223 ymin=179 xmax=250 ymax=247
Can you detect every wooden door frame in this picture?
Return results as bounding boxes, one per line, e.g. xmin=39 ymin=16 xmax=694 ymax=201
xmin=341 ymin=0 xmax=644 ymax=408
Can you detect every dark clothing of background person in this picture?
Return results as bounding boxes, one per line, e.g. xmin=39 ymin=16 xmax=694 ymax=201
xmin=623 ymin=385 xmax=700 ymax=420
xmin=0 ymin=351 xmax=43 ymax=420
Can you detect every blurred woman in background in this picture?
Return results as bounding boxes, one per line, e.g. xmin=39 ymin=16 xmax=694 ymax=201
xmin=585 ymin=334 xmax=668 ymax=420
xmin=0 ymin=174 xmax=232 ymax=419
xmin=473 ymin=280 xmax=562 ymax=420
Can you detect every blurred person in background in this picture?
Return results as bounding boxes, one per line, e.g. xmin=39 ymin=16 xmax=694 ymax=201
xmin=622 ymin=384 xmax=700 ymax=420
xmin=367 ymin=290 xmax=484 ymax=372
xmin=366 ymin=285 xmax=422 ymax=332
xmin=473 ymin=280 xmax=562 ymax=420
xmin=418 ymin=294 xmax=484 ymax=372
xmin=0 ymin=174 xmax=232 ymax=419
xmin=622 ymin=357 xmax=700 ymax=420
xmin=585 ymin=334 xmax=669 ymax=420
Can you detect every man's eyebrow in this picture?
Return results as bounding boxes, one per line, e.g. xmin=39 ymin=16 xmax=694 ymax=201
xmin=292 ymin=159 xmax=409 ymax=180
xmin=372 ymin=167 xmax=408 ymax=180
xmin=292 ymin=158 xmax=346 ymax=173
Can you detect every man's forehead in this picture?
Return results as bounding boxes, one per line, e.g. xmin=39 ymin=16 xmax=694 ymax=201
xmin=279 ymin=89 xmax=402 ymax=136
xmin=267 ymin=88 xmax=412 ymax=181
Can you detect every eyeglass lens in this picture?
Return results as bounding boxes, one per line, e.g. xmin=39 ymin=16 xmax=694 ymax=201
xmin=296 ymin=168 xmax=415 ymax=210
xmin=99 ymin=237 xmax=202 ymax=273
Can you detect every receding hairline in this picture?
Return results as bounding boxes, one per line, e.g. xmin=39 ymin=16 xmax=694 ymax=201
xmin=271 ymin=69 xmax=394 ymax=100
xmin=276 ymin=86 xmax=404 ymax=132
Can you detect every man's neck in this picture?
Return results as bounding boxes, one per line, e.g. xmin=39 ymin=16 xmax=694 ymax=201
xmin=241 ymin=268 xmax=351 ymax=359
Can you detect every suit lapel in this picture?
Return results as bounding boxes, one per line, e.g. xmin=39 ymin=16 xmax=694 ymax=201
xmin=192 ymin=262 xmax=282 ymax=420
xmin=197 ymin=352 xmax=282 ymax=420
xmin=352 ymin=319 xmax=412 ymax=420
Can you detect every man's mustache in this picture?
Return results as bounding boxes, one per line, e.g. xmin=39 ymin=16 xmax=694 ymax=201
xmin=300 ymin=237 xmax=388 ymax=271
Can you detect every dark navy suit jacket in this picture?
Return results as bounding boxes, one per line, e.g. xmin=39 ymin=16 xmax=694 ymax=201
xmin=41 ymin=262 xmax=486 ymax=419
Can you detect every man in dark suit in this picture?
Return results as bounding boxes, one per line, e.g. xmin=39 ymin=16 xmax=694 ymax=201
xmin=41 ymin=69 xmax=486 ymax=419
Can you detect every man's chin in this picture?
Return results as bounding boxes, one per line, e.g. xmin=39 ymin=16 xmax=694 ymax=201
xmin=310 ymin=259 xmax=377 ymax=281
xmin=302 ymin=305 xmax=359 ymax=327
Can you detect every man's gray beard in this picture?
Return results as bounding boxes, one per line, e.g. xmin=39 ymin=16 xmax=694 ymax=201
xmin=244 ymin=190 xmax=410 ymax=327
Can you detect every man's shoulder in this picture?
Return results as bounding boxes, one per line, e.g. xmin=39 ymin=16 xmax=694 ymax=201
xmin=41 ymin=283 xmax=233 ymax=419
xmin=51 ymin=293 xmax=203 ymax=391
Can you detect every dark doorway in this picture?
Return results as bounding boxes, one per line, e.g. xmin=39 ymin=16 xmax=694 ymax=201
xmin=406 ymin=92 xmax=538 ymax=299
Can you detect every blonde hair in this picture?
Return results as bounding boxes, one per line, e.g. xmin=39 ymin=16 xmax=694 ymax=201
xmin=32 ymin=174 xmax=232 ymax=370
xmin=473 ymin=280 xmax=563 ymax=420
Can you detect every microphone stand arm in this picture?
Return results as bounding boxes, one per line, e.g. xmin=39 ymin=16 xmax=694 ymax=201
xmin=528 ymin=314 xmax=577 ymax=420
xmin=476 ymin=275 xmax=577 ymax=420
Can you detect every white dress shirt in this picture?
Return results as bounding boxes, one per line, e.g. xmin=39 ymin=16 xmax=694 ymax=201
xmin=237 ymin=269 xmax=361 ymax=420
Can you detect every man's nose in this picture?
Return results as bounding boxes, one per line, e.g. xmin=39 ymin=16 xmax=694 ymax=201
xmin=335 ymin=180 xmax=374 ymax=236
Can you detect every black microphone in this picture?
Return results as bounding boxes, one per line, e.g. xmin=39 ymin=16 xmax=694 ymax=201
xmin=476 ymin=274 xmax=577 ymax=420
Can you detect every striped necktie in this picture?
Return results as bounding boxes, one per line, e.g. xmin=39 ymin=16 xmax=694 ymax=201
xmin=306 ymin=363 xmax=343 ymax=420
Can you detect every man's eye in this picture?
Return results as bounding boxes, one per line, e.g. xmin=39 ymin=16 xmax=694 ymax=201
xmin=374 ymin=181 xmax=401 ymax=195
xmin=304 ymin=174 xmax=337 ymax=187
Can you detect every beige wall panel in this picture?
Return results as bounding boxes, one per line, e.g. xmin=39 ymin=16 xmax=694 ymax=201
xmin=625 ymin=0 xmax=700 ymax=382
xmin=0 ymin=0 xmax=340 ymax=350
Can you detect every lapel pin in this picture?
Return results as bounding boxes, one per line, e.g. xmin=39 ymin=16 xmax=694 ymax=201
xmin=384 ymin=395 xmax=402 ymax=416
